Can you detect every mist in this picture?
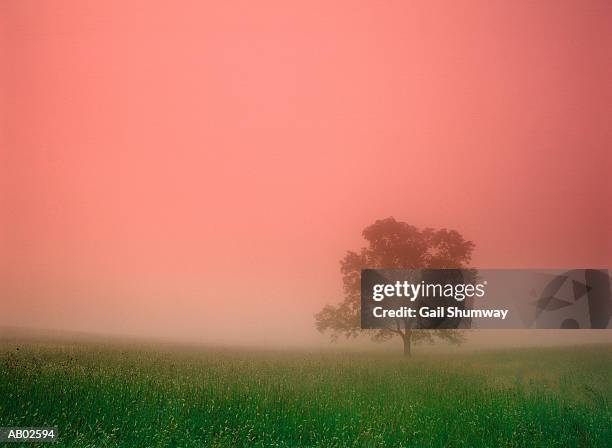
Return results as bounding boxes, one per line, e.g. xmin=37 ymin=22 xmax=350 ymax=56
xmin=2 ymin=1 xmax=610 ymax=349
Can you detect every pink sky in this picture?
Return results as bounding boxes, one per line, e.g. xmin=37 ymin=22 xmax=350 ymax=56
xmin=2 ymin=1 xmax=610 ymax=345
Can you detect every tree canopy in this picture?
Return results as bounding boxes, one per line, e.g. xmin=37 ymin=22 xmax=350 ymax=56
xmin=315 ymin=217 xmax=476 ymax=355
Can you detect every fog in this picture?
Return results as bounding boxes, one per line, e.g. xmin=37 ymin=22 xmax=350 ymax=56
xmin=2 ymin=1 xmax=610 ymax=349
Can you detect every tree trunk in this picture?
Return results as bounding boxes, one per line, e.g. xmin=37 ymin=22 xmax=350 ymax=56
xmin=402 ymin=331 xmax=411 ymax=357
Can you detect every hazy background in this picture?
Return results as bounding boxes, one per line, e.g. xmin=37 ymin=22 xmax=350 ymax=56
xmin=2 ymin=1 xmax=610 ymax=348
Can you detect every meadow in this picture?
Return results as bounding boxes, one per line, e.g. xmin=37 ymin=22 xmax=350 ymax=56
xmin=0 ymin=340 xmax=610 ymax=447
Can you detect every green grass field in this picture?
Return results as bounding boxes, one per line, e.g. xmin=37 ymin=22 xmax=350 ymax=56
xmin=0 ymin=341 xmax=610 ymax=447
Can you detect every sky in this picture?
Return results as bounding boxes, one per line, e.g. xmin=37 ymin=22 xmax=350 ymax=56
xmin=2 ymin=1 xmax=611 ymax=346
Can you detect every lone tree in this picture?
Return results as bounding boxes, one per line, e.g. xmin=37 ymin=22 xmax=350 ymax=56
xmin=315 ymin=217 xmax=475 ymax=356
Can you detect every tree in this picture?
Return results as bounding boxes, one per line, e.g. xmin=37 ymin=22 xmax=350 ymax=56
xmin=315 ymin=217 xmax=476 ymax=356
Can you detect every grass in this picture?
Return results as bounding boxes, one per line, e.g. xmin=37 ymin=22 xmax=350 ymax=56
xmin=0 ymin=341 xmax=610 ymax=447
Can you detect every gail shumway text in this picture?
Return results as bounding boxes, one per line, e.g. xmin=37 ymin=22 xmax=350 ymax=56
xmin=372 ymin=306 xmax=509 ymax=320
